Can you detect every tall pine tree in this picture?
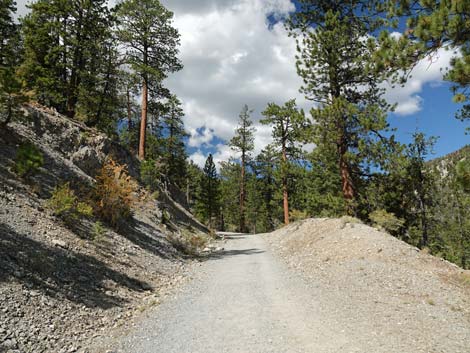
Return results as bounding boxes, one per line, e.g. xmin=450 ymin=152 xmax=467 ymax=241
xmin=230 ymin=105 xmax=255 ymax=232
xmin=289 ymin=1 xmax=396 ymax=215
xmin=160 ymin=95 xmax=188 ymax=187
xmin=196 ymin=154 xmax=220 ymax=229
xmin=116 ymin=0 xmax=182 ymax=160
xmin=261 ymin=99 xmax=305 ymax=225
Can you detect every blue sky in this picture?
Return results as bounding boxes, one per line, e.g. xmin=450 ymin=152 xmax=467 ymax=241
xmin=15 ymin=0 xmax=468 ymax=164
xmin=389 ymin=82 xmax=467 ymax=157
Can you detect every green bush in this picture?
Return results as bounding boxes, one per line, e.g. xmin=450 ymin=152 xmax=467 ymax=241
xmin=91 ymin=221 xmax=107 ymax=241
xmin=141 ymin=159 xmax=160 ymax=191
xmin=14 ymin=142 xmax=44 ymax=177
xmin=47 ymin=183 xmax=93 ymax=223
xmin=369 ymin=209 xmax=405 ymax=234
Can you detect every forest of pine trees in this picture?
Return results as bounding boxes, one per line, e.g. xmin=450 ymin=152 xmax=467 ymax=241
xmin=1 ymin=0 xmax=470 ymax=269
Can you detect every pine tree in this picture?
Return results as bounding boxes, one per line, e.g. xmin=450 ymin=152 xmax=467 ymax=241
xmin=383 ymin=1 xmax=470 ymax=121
xmin=405 ymin=133 xmax=437 ymax=248
xmin=160 ymin=95 xmax=188 ymax=187
xmin=116 ymin=0 xmax=182 ymax=160
xmin=196 ymin=154 xmax=220 ymax=229
xmin=21 ymin=0 xmax=115 ymax=121
xmin=229 ymin=105 xmax=256 ymax=232
xmin=0 ymin=0 xmax=25 ymax=126
xmin=288 ymin=1 xmax=395 ymax=215
xmin=254 ymin=145 xmax=280 ymax=231
xmin=261 ymin=99 xmax=305 ymax=225
xmin=219 ymin=160 xmax=242 ymax=232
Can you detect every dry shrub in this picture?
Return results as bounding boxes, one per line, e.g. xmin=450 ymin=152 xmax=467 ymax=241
xmin=166 ymin=230 xmax=209 ymax=256
xmin=289 ymin=209 xmax=309 ymax=223
xmin=339 ymin=216 xmax=363 ymax=229
xmin=92 ymin=159 xmax=137 ymax=229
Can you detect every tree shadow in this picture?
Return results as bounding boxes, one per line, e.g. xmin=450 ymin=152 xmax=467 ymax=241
xmin=0 ymin=223 xmax=151 ymax=309
xmin=201 ymin=248 xmax=265 ymax=261
xmin=116 ymin=219 xmax=177 ymax=260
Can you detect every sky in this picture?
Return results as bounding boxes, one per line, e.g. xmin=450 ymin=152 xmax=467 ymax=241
xmin=14 ymin=0 xmax=469 ymax=168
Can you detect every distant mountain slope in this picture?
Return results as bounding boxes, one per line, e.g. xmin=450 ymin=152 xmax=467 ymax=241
xmin=428 ymin=144 xmax=470 ymax=169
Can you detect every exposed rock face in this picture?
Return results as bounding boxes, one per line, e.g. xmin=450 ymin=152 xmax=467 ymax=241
xmin=0 ymin=103 xmax=205 ymax=353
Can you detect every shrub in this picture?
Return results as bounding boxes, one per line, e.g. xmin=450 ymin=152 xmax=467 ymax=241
xmin=369 ymin=209 xmax=405 ymax=234
xmin=166 ymin=230 xmax=209 ymax=256
xmin=339 ymin=215 xmax=363 ymax=229
xmin=289 ymin=209 xmax=309 ymax=223
xmin=141 ymin=159 xmax=160 ymax=191
xmin=47 ymin=183 xmax=93 ymax=224
xmin=91 ymin=221 xmax=107 ymax=241
xmin=14 ymin=142 xmax=43 ymax=177
xmin=93 ymin=159 xmax=137 ymax=228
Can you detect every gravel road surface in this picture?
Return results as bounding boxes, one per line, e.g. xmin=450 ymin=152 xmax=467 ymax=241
xmin=106 ymin=227 xmax=470 ymax=353
xmin=110 ymin=233 xmax=355 ymax=353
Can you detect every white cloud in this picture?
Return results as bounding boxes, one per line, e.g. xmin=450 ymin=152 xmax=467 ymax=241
xmin=160 ymin=0 xmax=308 ymax=164
xmin=385 ymin=47 xmax=455 ymax=116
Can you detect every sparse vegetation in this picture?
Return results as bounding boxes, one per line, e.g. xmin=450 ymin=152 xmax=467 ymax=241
xmin=166 ymin=230 xmax=210 ymax=256
xmin=340 ymin=216 xmax=363 ymax=229
xmin=140 ymin=159 xmax=161 ymax=191
xmin=14 ymin=142 xmax=44 ymax=178
xmin=369 ymin=210 xmax=405 ymax=234
xmin=47 ymin=183 xmax=93 ymax=224
xmin=91 ymin=221 xmax=107 ymax=241
xmin=289 ymin=209 xmax=308 ymax=223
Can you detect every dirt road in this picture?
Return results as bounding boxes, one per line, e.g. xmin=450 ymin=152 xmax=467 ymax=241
xmin=106 ymin=229 xmax=470 ymax=353
xmin=108 ymin=233 xmax=355 ymax=353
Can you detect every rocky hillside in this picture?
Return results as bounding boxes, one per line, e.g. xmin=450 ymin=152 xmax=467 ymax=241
xmin=428 ymin=144 xmax=470 ymax=175
xmin=0 ymin=104 xmax=208 ymax=353
xmin=265 ymin=218 xmax=470 ymax=352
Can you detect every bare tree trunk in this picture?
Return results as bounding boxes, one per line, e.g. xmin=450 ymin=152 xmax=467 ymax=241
xmin=138 ymin=79 xmax=148 ymax=160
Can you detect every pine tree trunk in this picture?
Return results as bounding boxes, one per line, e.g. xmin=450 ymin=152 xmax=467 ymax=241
xmin=139 ymin=79 xmax=148 ymax=160
xmin=282 ymin=141 xmax=289 ymax=225
xmin=338 ymin=136 xmax=355 ymax=215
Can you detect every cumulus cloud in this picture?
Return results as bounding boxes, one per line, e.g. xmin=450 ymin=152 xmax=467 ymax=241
xmin=385 ymin=47 xmax=455 ymax=116
xmin=159 ymin=0 xmax=308 ymax=168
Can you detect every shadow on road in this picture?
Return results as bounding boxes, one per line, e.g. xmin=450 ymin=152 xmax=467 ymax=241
xmin=203 ymin=247 xmax=265 ymax=261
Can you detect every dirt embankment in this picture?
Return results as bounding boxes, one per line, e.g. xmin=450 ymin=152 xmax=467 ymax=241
xmin=0 ymin=104 xmax=206 ymax=353
xmin=265 ymin=218 xmax=470 ymax=353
